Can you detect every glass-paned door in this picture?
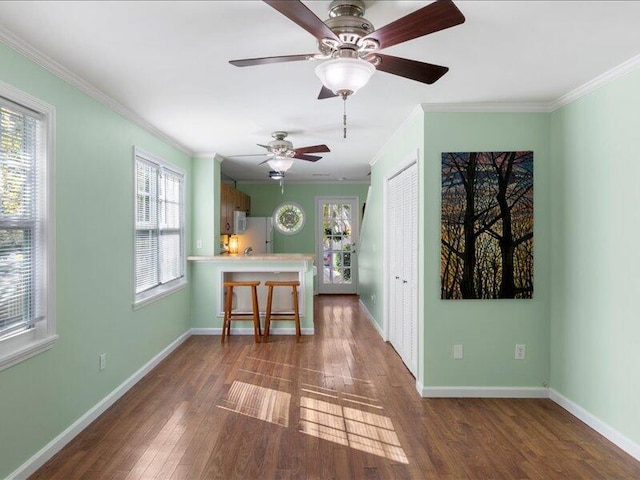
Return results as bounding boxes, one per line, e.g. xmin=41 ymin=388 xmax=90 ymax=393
xmin=316 ymin=197 xmax=359 ymax=294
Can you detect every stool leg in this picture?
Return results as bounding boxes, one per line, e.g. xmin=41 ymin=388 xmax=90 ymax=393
xmin=292 ymin=285 xmax=301 ymax=337
xmin=222 ymin=285 xmax=233 ymax=343
xmin=251 ymin=285 xmax=261 ymax=343
xmin=264 ymin=285 xmax=274 ymax=342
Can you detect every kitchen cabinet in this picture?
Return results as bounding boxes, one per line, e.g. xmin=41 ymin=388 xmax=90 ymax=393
xmin=220 ymin=182 xmax=250 ymax=234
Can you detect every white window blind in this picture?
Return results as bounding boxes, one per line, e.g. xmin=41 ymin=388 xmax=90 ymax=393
xmin=0 ymin=98 xmax=45 ymax=340
xmin=134 ymin=149 xmax=185 ymax=302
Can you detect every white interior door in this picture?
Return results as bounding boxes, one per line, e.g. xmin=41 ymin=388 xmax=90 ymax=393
xmin=316 ymin=197 xmax=359 ymax=294
xmin=386 ymin=163 xmax=418 ymax=376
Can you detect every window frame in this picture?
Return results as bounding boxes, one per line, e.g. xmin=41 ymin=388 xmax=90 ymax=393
xmin=133 ymin=147 xmax=187 ymax=308
xmin=0 ymin=81 xmax=57 ymax=372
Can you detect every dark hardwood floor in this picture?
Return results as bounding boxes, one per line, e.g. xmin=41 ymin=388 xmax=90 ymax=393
xmin=31 ymin=295 xmax=640 ymax=479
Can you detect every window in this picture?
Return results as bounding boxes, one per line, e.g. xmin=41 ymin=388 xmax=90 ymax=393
xmin=273 ymin=202 xmax=305 ymax=235
xmin=0 ymin=84 xmax=56 ymax=372
xmin=134 ymin=147 xmax=186 ymax=306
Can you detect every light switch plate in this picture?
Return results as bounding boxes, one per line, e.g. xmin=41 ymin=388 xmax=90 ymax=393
xmin=453 ymin=344 xmax=463 ymax=359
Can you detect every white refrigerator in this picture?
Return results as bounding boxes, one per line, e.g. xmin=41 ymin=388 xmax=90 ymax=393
xmin=237 ymin=217 xmax=273 ymax=254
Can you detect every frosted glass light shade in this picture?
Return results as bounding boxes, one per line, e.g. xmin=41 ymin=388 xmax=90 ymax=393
xmin=315 ymin=57 xmax=375 ymax=95
xmin=267 ymin=157 xmax=294 ymax=172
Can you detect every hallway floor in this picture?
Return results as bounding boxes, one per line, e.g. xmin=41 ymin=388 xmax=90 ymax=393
xmin=31 ymin=295 xmax=640 ymax=479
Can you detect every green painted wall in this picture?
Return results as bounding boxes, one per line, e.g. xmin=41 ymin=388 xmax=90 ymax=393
xmin=423 ymin=111 xmax=551 ymax=388
xmin=191 ymin=156 xmax=221 ymax=256
xmin=0 ymin=43 xmax=192 ymax=478
xmin=550 ymin=68 xmax=640 ymax=446
xmin=359 ymin=108 xmax=551 ymax=389
xmin=236 ymin=182 xmax=369 ymax=254
xmin=358 ymin=109 xmax=425 ymax=337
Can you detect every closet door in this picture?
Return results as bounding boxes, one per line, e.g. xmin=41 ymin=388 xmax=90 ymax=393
xmin=387 ymin=174 xmax=399 ymax=348
xmin=387 ymin=163 xmax=418 ymax=376
xmin=403 ymin=163 xmax=418 ymax=374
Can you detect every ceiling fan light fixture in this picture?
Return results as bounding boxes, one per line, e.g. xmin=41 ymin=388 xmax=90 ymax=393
xmin=269 ymin=170 xmax=285 ymax=180
xmin=315 ymin=57 xmax=375 ymax=96
xmin=267 ymin=157 xmax=295 ymax=173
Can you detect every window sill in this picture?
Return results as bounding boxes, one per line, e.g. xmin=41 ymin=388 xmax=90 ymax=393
xmin=133 ymin=279 xmax=187 ymax=310
xmin=0 ymin=331 xmax=59 ymax=372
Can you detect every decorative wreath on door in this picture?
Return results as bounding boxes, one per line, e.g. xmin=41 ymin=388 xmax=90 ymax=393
xmin=273 ymin=202 xmax=305 ymax=235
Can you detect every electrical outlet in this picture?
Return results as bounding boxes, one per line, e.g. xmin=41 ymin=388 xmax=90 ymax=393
xmin=453 ymin=344 xmax=463 ymax=359
xmin=371 ymin=293 xmax=377 ymax=304
xmin=99 ymin=353 xmax=106 ymax=371
xmin=196 ymin=239 xmax=203 ymax=249
xmin=515 ymin=344 xmax=526 ymax=360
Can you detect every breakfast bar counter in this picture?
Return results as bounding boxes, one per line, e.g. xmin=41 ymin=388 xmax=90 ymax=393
xmin=188 ymin=254 xmax=316 ymax=335
xmin=188 ymin=253 xmax=315 ymax=264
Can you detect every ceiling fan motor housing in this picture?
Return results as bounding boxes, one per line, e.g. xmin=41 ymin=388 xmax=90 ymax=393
xmin=268 ymin=131 xmax=295 ymax=157
xmin=321 ymin=0 xmax=376 ymax=56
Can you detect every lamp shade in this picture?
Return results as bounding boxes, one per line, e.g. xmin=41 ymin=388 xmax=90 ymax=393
xmin=228 ymin=235 xmax=239 ymax=254
xmin=267 ymin=157 xmax=294 ymax=172
xmin=315 ymin=57 xmax=375 ymax=96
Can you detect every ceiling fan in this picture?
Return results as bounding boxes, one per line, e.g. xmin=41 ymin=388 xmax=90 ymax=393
xmin=229 ymin=131 xmax=330 ymax=173
xmin=229 ymin=0 xmax=466 ymax=100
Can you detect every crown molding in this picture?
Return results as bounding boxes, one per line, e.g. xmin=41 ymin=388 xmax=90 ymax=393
xmin=421 ymin=102 xmax=552 ymax=113
xmin=549 ymin=53 xmax=640 ymax=111
xmin=369 ymin=104 xmax=425 ymax=166
xmin=0 ymin=26 xmax=194 ymax=157
xmin=193 ymin=153 xmax=225 ymax=163
xmin=195 ymin=152 xmax=226 ymax=161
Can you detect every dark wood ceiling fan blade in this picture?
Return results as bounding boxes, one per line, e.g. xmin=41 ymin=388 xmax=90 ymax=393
xmin=318 ymin=86 xmax=338 ymax=99
xmin=229 ymin=53 xmax=316 ymax=67
xmin=293 ymin=154 xmax=322 ymax=162
xmin=294 ymin=144 xmax=331 ymax=155
xmin=376 ymin=54 xmax=449 ymax=84
xmin=263 ymin=0 xmax=339 ymax=42
xmin=363 ymin=0 xmax=465 ymax=50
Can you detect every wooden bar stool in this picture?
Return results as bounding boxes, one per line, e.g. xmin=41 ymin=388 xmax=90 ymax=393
xmin=221 ymin=281 xmax=262 ymax=343
xmin=263 ymin=280 xmax=300 ymax=342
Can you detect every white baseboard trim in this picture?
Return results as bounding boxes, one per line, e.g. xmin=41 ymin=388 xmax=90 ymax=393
xmin=549 ymin=388 xmax=640 ymax=462
xmin=421 ymin=386 xmax=549 ymax=398
xmin=8 ymin=329 xmax=191 ymax=480
xmin=358 ymin=299 xmax=384 ymax=340
xmin=191 ymin=327 xmax=314 ymax=336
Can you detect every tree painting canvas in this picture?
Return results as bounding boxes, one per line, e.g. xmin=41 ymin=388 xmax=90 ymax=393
xmin=441 ymin=151 xmax=533 ymax=299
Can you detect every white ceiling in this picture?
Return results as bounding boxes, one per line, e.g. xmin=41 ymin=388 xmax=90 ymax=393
xmin=1 ymin=1 xmax=640 ymax=182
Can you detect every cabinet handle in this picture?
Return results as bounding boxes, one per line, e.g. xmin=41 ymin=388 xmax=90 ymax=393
xmin=395 ymin=276 xmax=400 ymax=280
xmin=226 ymin=222 xmax=231 ymax=231
xmin=403 ymin=280 xmax=408 ymax=284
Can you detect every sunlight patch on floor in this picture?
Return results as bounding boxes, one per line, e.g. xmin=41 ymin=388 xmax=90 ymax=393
xmin=217 ymin=381 xmax=291 ymax=427
xmin=299 ymin=396 xmax=409 ymax=464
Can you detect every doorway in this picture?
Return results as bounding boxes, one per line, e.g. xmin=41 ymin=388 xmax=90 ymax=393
xmin=315 ymin=196 xmax=359 ymax=294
